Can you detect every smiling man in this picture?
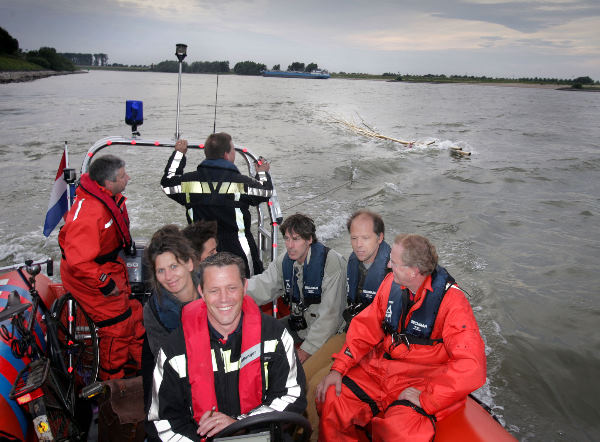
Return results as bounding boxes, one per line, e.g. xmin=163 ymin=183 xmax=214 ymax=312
xmin=245 ymin=213 xmax=347 ymax=364
xmin=147 ymin=252 xmax=306 ymax=441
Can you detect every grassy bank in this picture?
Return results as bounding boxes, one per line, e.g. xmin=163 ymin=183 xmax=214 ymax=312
xmin=329 ymin=72 xmax=599 ymax=90
xmin=0 ymin=55 xmax=45 ymax=71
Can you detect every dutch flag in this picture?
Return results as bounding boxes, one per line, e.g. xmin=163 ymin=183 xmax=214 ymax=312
xmin=43 ymin=151 xmax=70 ymax=237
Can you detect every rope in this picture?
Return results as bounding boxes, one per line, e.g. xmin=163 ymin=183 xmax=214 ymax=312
xmin=282 ymin=180 xmax=352 ymax=212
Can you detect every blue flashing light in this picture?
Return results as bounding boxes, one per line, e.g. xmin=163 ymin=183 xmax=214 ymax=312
xmin=125 ymin=100 xmax=143 ymax=127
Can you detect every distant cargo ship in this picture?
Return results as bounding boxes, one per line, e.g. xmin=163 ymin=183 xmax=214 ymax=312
xmin=262 ymin=69 xmax=330 ymax=79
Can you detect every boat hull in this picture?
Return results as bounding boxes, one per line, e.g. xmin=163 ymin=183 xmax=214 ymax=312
xmin=0 ymin=269 xmax=63 ymax=441
xmin=437 ymin=396 xmax=516 ymax=441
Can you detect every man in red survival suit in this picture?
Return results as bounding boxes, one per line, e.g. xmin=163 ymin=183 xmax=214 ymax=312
xmin=59 ymin=154 xmax=144 ymax=380
xmin=316 ymin=234 xmax=486 ymax=441
xmin=147 ymin=252 xmax=307 ymax=440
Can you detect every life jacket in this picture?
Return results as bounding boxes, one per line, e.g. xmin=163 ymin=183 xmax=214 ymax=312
xmin=78 ymin=173 xmax=133 ymax=254
xmin=383 ymin=265 xmax=456 ymax=346
xmin=282 ymin=242 xmax=329 ymax=306
xmin=346 ymin=241 xmax=391 ymax=305
xmin=182 ymin=296 xmax=263 ymax=423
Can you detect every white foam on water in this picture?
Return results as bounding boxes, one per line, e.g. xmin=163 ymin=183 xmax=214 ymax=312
xmin=492 ymin=320 xmax=507 ymax=344
xmin=316 ymin=209 xmax=351 ymax=243
xmin=384 ymin=182 xmax=402 ymax=194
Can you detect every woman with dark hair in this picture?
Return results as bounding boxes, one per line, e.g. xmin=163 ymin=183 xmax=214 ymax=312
xmin=142 ymin=225 xmax=200 ymax=437
xmin=143 ymin=224 xmax=199 ymax=358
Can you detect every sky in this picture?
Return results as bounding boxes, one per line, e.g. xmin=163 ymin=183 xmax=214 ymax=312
xmin=2 ymin=0 xmax=600 ymax=80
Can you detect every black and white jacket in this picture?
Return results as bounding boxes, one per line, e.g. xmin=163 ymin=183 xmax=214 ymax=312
xmin=147 ymin=313 xmax=307 ymax=441
xmin=161 ymin=152 xmax=273 ymax=277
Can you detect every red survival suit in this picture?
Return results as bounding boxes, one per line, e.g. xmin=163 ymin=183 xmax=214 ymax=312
xmin=318 ymin=272 xmax=486 ymax=442
xmin=59 ymin=174 xmax=144 ymax=380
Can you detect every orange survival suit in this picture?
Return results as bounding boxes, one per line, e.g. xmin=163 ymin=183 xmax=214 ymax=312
xmin=59 ymin=174 xmax=144 ymax=380
xmin=318 ymin=271 xmax=486 ymax=442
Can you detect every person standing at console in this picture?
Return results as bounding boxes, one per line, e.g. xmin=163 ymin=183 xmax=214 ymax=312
xmin=59 ymin=155 xmax=144 ymax=380
xmin=161 ymin=133 xmax=272 ymax=277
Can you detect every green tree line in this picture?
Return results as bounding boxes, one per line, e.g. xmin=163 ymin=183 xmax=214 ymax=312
xmin=394 ymin=73 xmax=597 ymax=86
xmin=152 ymin=60 xmax=231 ymax=73
xmin=1 ymin=27 xmax=76 ymax=71
xmin=285 ymin=61 xmax=320 ymax=72
xmin=151 ymin=60 xmax=268 ymax=75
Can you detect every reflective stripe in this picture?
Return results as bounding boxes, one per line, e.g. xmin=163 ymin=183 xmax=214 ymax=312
xmin=222 ymin=182 xmax=245 ymax=194
xmin=248 ymin=187 xmax=272 ymax=197
xmin=181 ymin=182 xmax=202 ymax=194
xmin=211 ymin=348 xmax=217 ymax=371
xmin=169 ymin=354 xmax=187 ymax=378
xmin=181 ymin=181 xmax=246 ymax=195
xmin=162 ymin=185 xmax=182 ymax=195
xmin=248 ymin=404 xmax=277 ymax=416
xmin=104 ymin=219 xmax=113 ymax=229
xmin=166 ymin=151 xmax=184 ymax=179
xmin=220 ymin=348 xmax=239 ymax=373
xmin=263 ymin=328 xmax=302 ymax=412
xmin=240 ymin=343 xmax=261 ymax=369
xmin=235 ymin=207 xmax=254 ymax=275
xmin=264 ymin=362 xmax=269 ymax=391
xmin=148 ymin=349 xmax=167 ymax=421
xmin=73 ymin=198 xmax=84 ymax=221
xmin=154 ymin=419 xmax=195 ymax=441
xmin=263 ymin=339 xmax=278 ymax=354
xmin=149 ymin=349 xmax=195 ymax=441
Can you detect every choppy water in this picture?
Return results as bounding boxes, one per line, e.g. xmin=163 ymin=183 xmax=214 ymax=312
xmin=1 ymin=71 xmax=599 ymax=440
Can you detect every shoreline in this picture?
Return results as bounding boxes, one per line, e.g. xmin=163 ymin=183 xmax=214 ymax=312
xmin=385 ymin=79 xmax=600 ymax=91
xmin=2 ymin=70 xmax=597 ymax=91
xmin=0 ymin=70 xmax=86 ymax=84
xmin=458 ymin=81 xmax=600 ymax=91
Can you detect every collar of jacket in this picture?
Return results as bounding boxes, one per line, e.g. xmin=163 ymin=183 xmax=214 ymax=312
xmin=200 ymin=158 xmax=240 ymax=173
xmin=152 ymin=287 xmax=184 ymax=332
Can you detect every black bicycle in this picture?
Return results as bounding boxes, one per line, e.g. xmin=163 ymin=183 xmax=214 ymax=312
xmin=0 ymin=259 xmax=99 ymax=441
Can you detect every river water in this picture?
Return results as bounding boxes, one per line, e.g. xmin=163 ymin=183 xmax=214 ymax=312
xmin=1 ymin=71 xmax=599 ymax=440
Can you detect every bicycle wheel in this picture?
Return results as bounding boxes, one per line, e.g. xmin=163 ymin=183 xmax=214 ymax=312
xmin=35 ymin=384 xmax=86 ymax=441
xmin=52 ymin=293 xmax=99 ymax=389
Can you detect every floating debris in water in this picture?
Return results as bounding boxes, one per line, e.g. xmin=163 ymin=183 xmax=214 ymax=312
xmin=329 ymin=114 xmax=471 ymax=156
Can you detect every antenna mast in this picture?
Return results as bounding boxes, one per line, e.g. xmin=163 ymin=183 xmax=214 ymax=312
xmin=174 ymin=43 xmax=187 ymax=140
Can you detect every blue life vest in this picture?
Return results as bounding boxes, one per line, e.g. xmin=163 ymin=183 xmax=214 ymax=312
xmin=383 ymin=265 xmax=455 ymax=345
xmin=282 ymin=242 xmax=329 ymax=306
xmin=346 ymin=241 xmax=391 ymax=305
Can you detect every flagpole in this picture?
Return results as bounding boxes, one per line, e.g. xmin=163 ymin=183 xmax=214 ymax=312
xmin=64 ymin=141 xmax=72 ymax=210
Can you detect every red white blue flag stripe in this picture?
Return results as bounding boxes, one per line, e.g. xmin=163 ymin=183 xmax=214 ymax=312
xmin=43 ymin=151 xmax=69 ymax=237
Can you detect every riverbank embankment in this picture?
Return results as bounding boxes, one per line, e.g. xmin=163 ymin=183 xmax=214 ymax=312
xmin=0 ymin=70 xmax=86 ymax=84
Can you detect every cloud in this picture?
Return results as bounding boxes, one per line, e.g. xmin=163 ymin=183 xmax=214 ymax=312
xmin=432 ymin=0 xmax=600 ymax=33
xmin=343 ymin=12 xmax=600 ymax=57
xmin=1 ymin=0 xmax=598 ymax=78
